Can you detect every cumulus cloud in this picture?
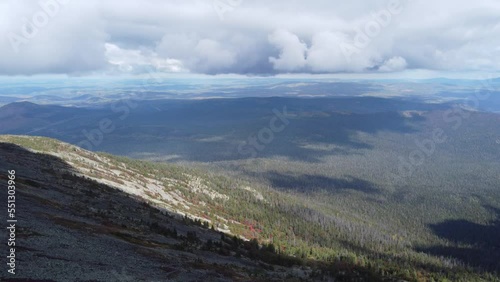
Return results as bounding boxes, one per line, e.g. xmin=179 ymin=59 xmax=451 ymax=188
xmin=268 ymin=29 xmax=307 ymax=71
xmin=0 ymin=0 xmax=499 ymax=76
xmin=156 ymin=33 xmax=269 ymax=74
xmin=306 ymin=32 xmax=353 ymax=72
xmin=379 ymin=56 xmax=407 ymax=72
xmin=268 ymin=29 xmax=383 ymax=73
xmin=306 ymin=31 xmax=381 ymax=73
xmin=195 ymin=39 xmax=236 ymax=71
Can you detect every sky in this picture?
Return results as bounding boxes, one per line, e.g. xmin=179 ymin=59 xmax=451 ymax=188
xmin=1 ymin=0 xmax=500 ymax=78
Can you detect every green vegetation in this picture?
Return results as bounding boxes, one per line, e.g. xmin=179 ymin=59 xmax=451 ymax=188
xmin=2 ymin=134 xmax=498 ymax=281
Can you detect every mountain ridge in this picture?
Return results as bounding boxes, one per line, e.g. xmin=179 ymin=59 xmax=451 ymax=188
xmin=0 ymin=135 xmax=314 ymax=281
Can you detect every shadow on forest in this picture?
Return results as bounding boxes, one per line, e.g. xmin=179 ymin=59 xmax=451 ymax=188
xmin=419 ymin=207 xmax=500 ymax=272
xmin=147 ymin=97 xmax=428 ymax=163
xmin=255 ymin=171 xmax=380 ymax=194
xmin=0 ymin=97 xmax=433 ymax=163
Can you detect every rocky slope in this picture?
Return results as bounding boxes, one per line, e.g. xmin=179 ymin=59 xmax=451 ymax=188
xmin=0 ymin=135 xmax=314 ymax=281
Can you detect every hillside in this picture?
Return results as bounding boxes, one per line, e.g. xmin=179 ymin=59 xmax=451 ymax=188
xmin=0 ymin=135 xmax=498 ymax=281
xmin=0 ymin=135 xmax=314 ymax=281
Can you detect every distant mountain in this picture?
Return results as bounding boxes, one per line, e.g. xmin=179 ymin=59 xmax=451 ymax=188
xmin=0 ymin=102 xmax=100 ymax=137
xmin=0 ymin=95 xmax=21 ymax=106
xmin=0 ymin=101 xmax=90 ymax=114
xmin=0 ymin=96 xmax=450 ymax=151
xmin=28 ymin=94 xmax=67 ymax=101
xmin=1 ymin=135 xmax=498 ymax=281
xmin=0 ymin=101 xmax=41 ymax=111
xmin=73 ymin=94 xmax=95 ymax=100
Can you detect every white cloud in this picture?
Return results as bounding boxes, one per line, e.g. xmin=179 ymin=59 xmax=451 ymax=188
xmin=268 ymin=29 xmax=307 ymax=71
xmin=268 ymin=29 xmax=382 ymax=73
xmin=156 ymin=34 xmax=240 ymax=73
xmin=105 ymin=43 xmax=186 ymax=73
xmin=0 ymin=0 xmax=107 ymax=75
xmin=194 ymin=39 xmax=237 ymax=72
xmin=0 ymin=0 xmax=500 ymax=75
xmin=306 ymin=31 xmax=380 ymax=72
xmin=379 ymin=56 xmax=407 ymax=72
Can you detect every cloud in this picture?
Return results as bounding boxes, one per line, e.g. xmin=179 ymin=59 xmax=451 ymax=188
xmin=306 ymin=31 xmax=380 ymax=73
xmin=193 ymin=39 xmax=236 ymax=73
xmin=268 ymin=29 xmax=307 ymax=71
xmin=105 ymin=43 xmax=185 ymax=73
xmin=306 ymin=32 xmax=351 ymax=72
xmin=0 ymin=0 xmax=108 ymax=75
xmin=0 ymin=0 xmax=499 ymax=76
xmin=156 ymin=33 xmax=269 ymax=74
xmin=267 ymin=29 xmax=383 ymax=73
xmin=379 ymin=56 xmax=407 ymax=72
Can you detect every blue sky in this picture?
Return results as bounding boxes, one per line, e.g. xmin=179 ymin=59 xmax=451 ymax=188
xmin=1 ymin=0 xmax=500 ymax=78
